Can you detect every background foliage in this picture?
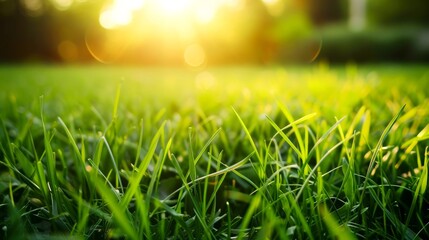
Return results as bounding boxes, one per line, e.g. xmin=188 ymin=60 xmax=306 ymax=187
xmin=1 ymin=0 xmax=428 ymax=64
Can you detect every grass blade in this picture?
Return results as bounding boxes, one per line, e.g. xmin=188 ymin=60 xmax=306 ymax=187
xmin=232 ymin=107 xmax=263 ymax=164
xmin=320 ymin=204 xmax=357 ymax=240
xmin=121 ymin=121 xmax=165 ymax=208
xmin=359 ymin=105 xmax=405 ymax=203
xmin=90 ymin=175 xmax=138 ymax=240
xmin=40 ymin=96 xmax=60 ymax=216
xmin=237 ymin=194 xmax=261 ymax=240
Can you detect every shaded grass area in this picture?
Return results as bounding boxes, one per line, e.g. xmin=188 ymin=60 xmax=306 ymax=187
xmin=0 ymin=64 xmax=429 ymax=239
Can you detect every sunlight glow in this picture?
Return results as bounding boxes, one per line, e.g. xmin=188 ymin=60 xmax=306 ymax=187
xmin=99 ymin=0 xmax=237 ymax=29
xmin=92 ymin=0 xmax=258 ymax=64
xmin=154 ymin=0 xmax=190 ymax=16
xmin=100 ymin=6 xmax=132 ymax=29
xmin=99 ymin=0 xmax=144 ymax=29
xmin=194 ymin=2 xmax=218 ymax=24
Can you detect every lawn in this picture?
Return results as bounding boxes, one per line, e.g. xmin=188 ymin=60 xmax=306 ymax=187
xmin=1 ymin=64 xmax=429 ymax=239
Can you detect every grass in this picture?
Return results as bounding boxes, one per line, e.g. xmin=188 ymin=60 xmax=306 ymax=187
xmin=0 ymin=63 xmax=429 ymax=239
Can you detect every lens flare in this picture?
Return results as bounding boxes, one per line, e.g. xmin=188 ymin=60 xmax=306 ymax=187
xmin=309 ymin=38 xmax=322 ymax=63
xmin=85 ymin=27 xmax=129 ymax=63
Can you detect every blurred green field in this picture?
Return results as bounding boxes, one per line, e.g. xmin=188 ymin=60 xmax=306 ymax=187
xmin=1 ymin=64 xmax=428 ymax=119
xmin=1 ymin=64 xmax=429 ymax=239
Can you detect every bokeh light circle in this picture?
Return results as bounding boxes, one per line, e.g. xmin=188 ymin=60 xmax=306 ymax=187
xmin=184 ymin=44 xmax=206 ymax=67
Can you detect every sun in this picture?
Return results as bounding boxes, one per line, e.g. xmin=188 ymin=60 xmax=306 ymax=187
xmin=91 ymin=0 xmax=251 ymax=64
xmin=99 ymin=0 xmax=144 ymax=29
xmin=98 ymin=0 xmax=228 ymax=29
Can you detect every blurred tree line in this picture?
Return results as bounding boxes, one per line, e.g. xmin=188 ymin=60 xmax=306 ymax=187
xmin=0 ymin=0 xmax=428 ymax=64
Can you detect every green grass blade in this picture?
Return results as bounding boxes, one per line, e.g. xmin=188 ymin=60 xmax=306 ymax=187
xmin=0 ymin=119 xmax=15 ymax=164
xmin=121 ymin=121 xmax=165 ymax=208
xmin=419 ymin=147 xmax=428 ymax=194
xmin=320 ymin=204 xmax=357 ymax=240
xmin=90 ymin=175 xmax=138 ymax=240
xmin=306 ymin=116 xmax=347 ymax=162
xmin=403 ymin=146 xmax=428 ymax=240
xmin=295 ymin=131 xmax=358 ymax=202
xmin=277 ymin=102 xmax=308 ymax=160
xmin=162 ymin=152 xmax=251 ymax=202
xmin=74 ymin=188 xmax=90 ymax=235
xmin=101 ymin=136 xmax=124 ymax=192
xmin=40 ymin=96 xmax=60 ymax=216
xmin=266 ymin=115 xmax=302 ymax=159
xmin=57 ymin=117 xmax=86 ymax=183
xmin=359 ymin=105 xmax=405 ymax=203
xmin=134 ymin=118 xmax=144 ymax=167
xmin=112 ymin=83 xmax=121 ymax=120
xmin=188 ymin=127 xmax=196 ymax=181
xmin=146 ymin=138 xmax=172 ymax=201
xmin=237 ymin=194 xmax=261 ymax=240
xmin=170 ymin=153 xmax=215 ymax=239
xmin=134 ymin=188 xmax=152 ymax=240
xmin=232 ymin=107 xmax=263 ymax=164
xmin=12 ymin=144 xmax=35 ymax=179
xmin=194 ymin=128 xmax=222 ymax=166
xmin=57 ymin=117 xmax=83 ymax=162
xmin=359 ymin=110 xmax=371 ymax=149
xmin=285 ymin=192 xmax=315 ymax=240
